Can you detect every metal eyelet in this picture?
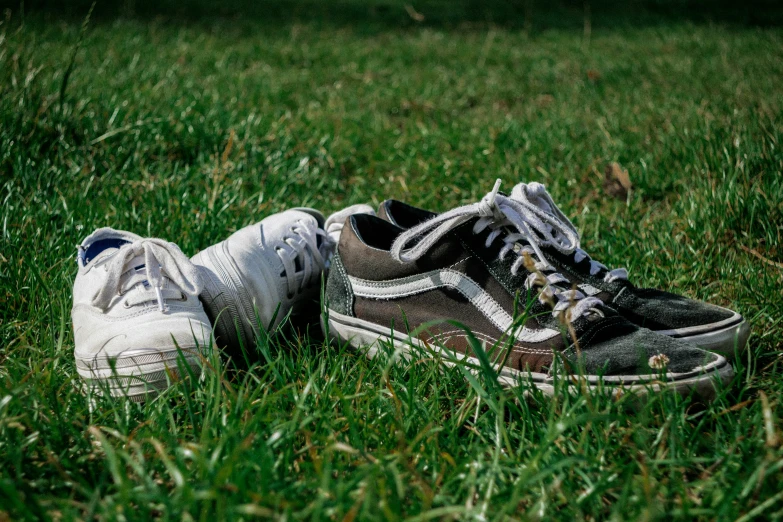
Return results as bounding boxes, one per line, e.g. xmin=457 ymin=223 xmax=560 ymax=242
xmin=123 ymin=300 xmax=131 ymax=308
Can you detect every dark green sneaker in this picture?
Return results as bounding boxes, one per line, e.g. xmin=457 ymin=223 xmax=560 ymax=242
xmin=377 ymin=182 xmax=750 ymax=358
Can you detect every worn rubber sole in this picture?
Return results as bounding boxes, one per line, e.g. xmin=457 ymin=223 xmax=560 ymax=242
xmin=657 ymin=316 xmax=751 ymax=359
xmin=76 ymin=348 xmax=201 ymax=402
xmin=323 ymin=309 xmax=734 ymax=401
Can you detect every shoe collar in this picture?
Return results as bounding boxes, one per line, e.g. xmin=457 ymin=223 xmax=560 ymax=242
xmin=77 ymin=227 xmax=143 ymax=268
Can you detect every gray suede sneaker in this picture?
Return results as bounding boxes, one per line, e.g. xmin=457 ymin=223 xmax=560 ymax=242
xmin=325 ymin=182 xmax=733 ymax=398
xmin=377 ymin=183 xmax=750 ymax=358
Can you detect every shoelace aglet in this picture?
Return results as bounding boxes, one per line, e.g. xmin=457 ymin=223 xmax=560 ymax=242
xmin=488 ymin=178 xmax=502 ymax=206
xmin=154 ymin=285 xmax=168 ymax=313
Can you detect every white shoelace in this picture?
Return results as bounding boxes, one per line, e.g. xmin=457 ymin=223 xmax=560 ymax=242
xmin=91 ymin=239 xmax=203 ymax=312
xmin=510 ymin=182 xmax=628 ymax=283
xmin=275 ymin=224 xmax=335 ymax=299
xmin=390 ymin=180 xmax=604 ymax=323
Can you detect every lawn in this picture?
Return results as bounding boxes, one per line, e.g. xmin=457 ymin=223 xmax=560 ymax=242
xmin=1 ymin=1 xmax=782 ymax=519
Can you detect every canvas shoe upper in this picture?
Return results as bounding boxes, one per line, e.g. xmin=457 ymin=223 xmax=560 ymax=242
xmin=72 ymin=227 xmax=212 ymax=401
xmin=325 ymin=182 xmax=732 ymax=398
xmin=192 ymin=205 xmax=373 ymax=357
xmin=377 ymin=182 xmax=750 ymax=357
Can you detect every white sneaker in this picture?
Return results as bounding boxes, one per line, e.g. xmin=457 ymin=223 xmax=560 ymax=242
xmin=192 ymin=205 xmax=373 ymax=354
xmin=72 ymin=228 xmax=212 ymax=401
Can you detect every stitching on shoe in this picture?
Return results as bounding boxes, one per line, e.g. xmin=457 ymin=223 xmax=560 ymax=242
xmin=573 ymin=316 xmax=626 ymax=349
xmin=563 ymin=316 xmax=628 ymax=357
xmin=72 ymin=303 xmax=207 ymax=321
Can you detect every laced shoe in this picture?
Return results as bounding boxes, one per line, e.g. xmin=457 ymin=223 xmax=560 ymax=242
xmin=72 ymin=228 xmax=212 ymax=401
xmin=377 ymin=183 xmax=750 ymax=357
xmin=192 ymin=206 xmax=373 ymax=356
xmin=325 ymin=181 xmax=732 ymax=397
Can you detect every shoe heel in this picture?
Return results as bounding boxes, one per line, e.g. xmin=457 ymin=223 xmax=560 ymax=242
xmin=192 ymin=245 xmax=254 ymax=358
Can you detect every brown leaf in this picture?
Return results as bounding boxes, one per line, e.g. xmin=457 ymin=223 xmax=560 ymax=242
xmin=536 ymin=94 xmax=555 ymax=106
xmin=405 ymin=4 xmax=425 ymax=22
xmin=604 ymin=162 xmax=632 ymax=199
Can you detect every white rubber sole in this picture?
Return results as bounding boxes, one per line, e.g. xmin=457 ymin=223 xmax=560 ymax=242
xmin=660 ymin=319 xmax=750 ymax=359
xmin=323 ymin=309 xmax=734 ymax=400
xmin=76 ymin=348 xmax=201 ymax=401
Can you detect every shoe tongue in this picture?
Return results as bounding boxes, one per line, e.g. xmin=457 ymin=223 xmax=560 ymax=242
xmin=290 ymin=207 xmax=326 ymax=228
xmin=82 ymin=237 xmax=131 ymax=264
xmin=80 ymin=229 xmax=168 ymax=294
xmin=129 ymin=254 xmax=148 ymax=275
xmin=126 ymin=254 xmax=175 ymax=292
xmin=79 ymin=227 xmax=143 ymax=265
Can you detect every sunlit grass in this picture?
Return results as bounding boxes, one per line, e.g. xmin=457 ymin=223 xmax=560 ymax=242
xmin=1 ymin=2 xmax=782 ymax=519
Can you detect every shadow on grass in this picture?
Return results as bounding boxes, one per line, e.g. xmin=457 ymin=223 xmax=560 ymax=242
xmin=7 ymin=0 xmax=783 ymax=30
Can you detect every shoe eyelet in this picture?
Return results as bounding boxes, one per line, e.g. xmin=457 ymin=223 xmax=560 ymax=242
xmin=123 ymin=300 xmax=131 ymax=308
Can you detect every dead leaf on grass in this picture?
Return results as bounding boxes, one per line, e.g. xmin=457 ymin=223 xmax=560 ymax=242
xmin=405 ymin=4 xmax=425 ymax=22
xmin=604 ymin=162 xmax=632 ymax=200
xmin=536 ymin=94 xmax=555 ymax=107
xmin=587 ymin=69 xmax=601 ymax=82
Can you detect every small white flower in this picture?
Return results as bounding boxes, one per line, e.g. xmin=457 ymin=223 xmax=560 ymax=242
xmin=649 ymin=354 xmax=670 ymax=371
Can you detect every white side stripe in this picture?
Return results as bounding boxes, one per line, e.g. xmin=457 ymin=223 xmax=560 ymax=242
xmin=348 ymin=269 xmax=560 ymax=343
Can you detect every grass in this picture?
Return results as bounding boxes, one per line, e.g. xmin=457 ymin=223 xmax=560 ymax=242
xmin=1 ymin=1 xmax=783 ymax=519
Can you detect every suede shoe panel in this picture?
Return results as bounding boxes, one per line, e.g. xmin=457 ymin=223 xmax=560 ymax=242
xmin=571 ymin=326 xmax=721 ymax=376
xmin=612 ymin=287 xmax=736 ymax=330
xmin=325 ymin=253 xmax=354 ymax=317
xmin=353 ymin=289 xmax=560 ymax=373
xmin=457 ymin=255 xmax=551 ymax=332
xmin=545 ymin=244 xmax=736 ymax=331
xmin=339 ymin=217 xmax=470 ymax=282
